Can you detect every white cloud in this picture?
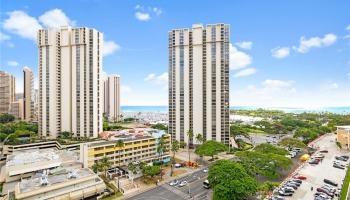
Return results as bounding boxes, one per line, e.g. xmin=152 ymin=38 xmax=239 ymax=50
xmin=294 ymin=33 xmax=337 ymax=53
xmin=233 ymin=68 xmax=256 ymax=78
xmin=103 ymin=40 xmax=120 ymax=56
xmin=3 ymin=10 xmax=42 ymax=41
xmin=153 ymin=7 xmax=162 ymax=15
xmin=321 ymin=82 xmax=339 ymax=91
xmin=135 ymin=12 xmax=151 ymax=21
xmin=7 ymin=61 xmax=19 ymax=66
xmin=0 ymin=32 xmax=11 ymax=42
xmin=121 ymin=85 xmax=132 ymax=93
xmin=235 ymin=41 xmax=253 ymax=50
xmin=230 ymin=43 xmax=252 ymax=70
xmin=271 ymin=47 xmax=290 ymax=59
xmin=346 ymin=24 xmax=350 ymax=31
xmin=144 ymin=72 xmax=168 ymax=83
xmin=39 ymin=9 xmax=75 ymax=28
xmin=262 ymin=79 xmax=294 ymax=88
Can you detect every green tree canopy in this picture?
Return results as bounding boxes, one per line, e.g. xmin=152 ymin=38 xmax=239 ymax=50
xmin=254 ymin=143 xmax=289 ymax=155
xmin=278 ymin=137 xmax=307 ymax=149
xmin=195 ymin=140 xmax=227 ymax=159
xmin=0 ymin=113 xmax=15 ymax=123
xmin=142 ymin=165 xmax=161 ymax=178
xmin=208 ymin=160 xmax=258 ymax=200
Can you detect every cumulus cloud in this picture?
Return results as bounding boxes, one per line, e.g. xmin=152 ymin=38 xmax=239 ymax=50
xmin=144 ymin=72 xmax=168 ymax=89
xmin=135 ymin=12 xmax=151 ymax=21
xmin=235 ymin=41 xmax=253 ymax=50
xmin=3 ymin=10 xmax=42 ymax=41
xmin=233 ymin=68 xmax=256 ymax=78
xmin=7 ymin=60 xmax=19 ymax=66
xmin=103 ymin=40 xmax=120 ymax=56
xmin=271 ymin=47 xmax=290 ymax=59
xmin=134 ymin=5 xmax=162 ymax=21
xmin=262 ymin=79 xmax=294 ymax=88
xmin=229 ymin=43 xmax=252 ymax=70
xmin=39 ymin=9 xmax=75 ymax=28
xmin=294 ymin=33 xmax=337 ymax=53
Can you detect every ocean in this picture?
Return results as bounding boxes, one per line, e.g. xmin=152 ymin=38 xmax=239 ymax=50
xmin=121 ymin=106 xmax=350 ymax=114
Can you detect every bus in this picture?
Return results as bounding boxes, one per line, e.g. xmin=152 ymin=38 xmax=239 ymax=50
xmin=203 ymin=179 xmax=210 ymax=189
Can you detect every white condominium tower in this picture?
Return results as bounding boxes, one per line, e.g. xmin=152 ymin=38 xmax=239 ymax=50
xmin=37 ymin=26 xmax=103 ymax=138
xmin=23 ymin=66 xmax=34 ymax=121
xmin=168 ymin=24 xmax=230 ymax=146
xmin=0 ymin=71 xmax=16 ymax=114
xmin=104 ymin=75 xmax=121 ymax=122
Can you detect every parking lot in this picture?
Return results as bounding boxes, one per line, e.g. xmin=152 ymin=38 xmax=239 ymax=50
xmin=280 ymin=134 xmax=350 ymax=200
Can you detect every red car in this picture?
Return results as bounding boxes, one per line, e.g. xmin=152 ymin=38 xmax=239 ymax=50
xmin=293 ymin=175 xmax=307 ymax=180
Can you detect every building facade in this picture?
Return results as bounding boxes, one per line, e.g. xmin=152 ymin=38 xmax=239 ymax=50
xmin=104 ymin=75 xmax=121 ymax=122
xmin=23 ymin=67 xmax=34 ymax=122
xmin=168 ymin=24 xmax=230 ymax=146
xmin=336 ymin=126 xmax=350 ymax=149
xmin=37 ymin=26 xmax=103 ymax=138
xmin=0 ymin=71 xmax=16 ymax=114
xmin=8 ymin=99 xmax=23 ymax=120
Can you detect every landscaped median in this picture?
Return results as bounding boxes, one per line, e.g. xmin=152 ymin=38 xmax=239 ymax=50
xmin=340 ymin=165 xmax=350 ymax=200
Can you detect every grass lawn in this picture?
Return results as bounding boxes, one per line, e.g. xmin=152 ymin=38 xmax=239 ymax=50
xmin=340 ymin=165 xmax=350 ymax=200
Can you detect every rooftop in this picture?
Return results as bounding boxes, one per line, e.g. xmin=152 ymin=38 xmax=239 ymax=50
xmin=337 ymin=125 xmax=350 ymax=130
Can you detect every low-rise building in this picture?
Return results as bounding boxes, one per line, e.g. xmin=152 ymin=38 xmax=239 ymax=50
xmin=8 ymin=99 xmax=24 ymax=120
xmin=80 ymin=129 xmax=171 ymax=169
xmin=336 ymin=125 xmax=350 ymax=149
xmin=0 ymin=148 xmax=105 ymax=199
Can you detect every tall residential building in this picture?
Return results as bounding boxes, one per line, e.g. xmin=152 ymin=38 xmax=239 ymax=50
xmin=9 ymin=99 xmax=24 ymax=120
xmin=104 ymin=75 xmax=120 ymax=122
xmin=37 ymin=26 xmax=103 ymax=138
xmin=23 ymin=66 xmax=34 ymax=121
xmin=168 ymin=24 xmax=230 ymax=146
xmin=0 ymin=71 xmax=16 ymax=114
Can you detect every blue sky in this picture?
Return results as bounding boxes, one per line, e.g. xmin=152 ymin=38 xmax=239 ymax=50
xmin=1 ymin=0 xmax=349 ymax=107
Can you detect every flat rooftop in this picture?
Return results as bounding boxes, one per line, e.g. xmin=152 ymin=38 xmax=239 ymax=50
xmin=6 ymin=148 xmax=78 ymax=167
xmin=337 ymin=125 xmax=350 ymax=130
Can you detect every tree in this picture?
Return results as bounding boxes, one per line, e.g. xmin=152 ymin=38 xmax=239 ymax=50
xmin=195 ymin=134 xmax=204 ymax=145
xmin=0 ymin=113 xmax=15 ymax=123
xmin=96 ymin=156 xmax=112 ymax=178
xmin=170 ymin=140 xmax=179 ymax=176
xmin=142 ymin=165 xmax=161 ymax=179
xmin=195 ymin=140 xmax=227 ymax=160
xmin=179 ymin=141 xmax=187 ymax=149
xmin=60 ymin=131 xmax=73 ymax=138
xmin=235 ymin=150 xmax=292 ymax=179
xmin=208 ymin=160 xmax=258 ymax=200
xmin=115 ymin=139 xmax=125 ymax=167
xmin=157 ymin=135 xmax=168 ymax=179
xmin=254 ymin=143 xmax=289 ymax=156
xmin=128 ymin=162 xmax=138 ymax=183
xmin=187 ymin=129 xmax=194 ymax=164
xmin=278 ymin=137 xmax=307 ymax=149
xmin=151 ymin=123 xmax=168 ymax=131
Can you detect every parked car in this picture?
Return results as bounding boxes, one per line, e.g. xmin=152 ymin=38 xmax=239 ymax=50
xmin=278 ymin=190 xmax=293 ymax=196
xmin=281 ymin=187 xmax=295 ymax=193
xmin=335 ymin=156 xmax=348 ymax=161
xmin=175 ymin=163 xmax=183 ymax=168
xmin=333 ymin=163 xmax=345 ymax=169
xmin=319 ymin=150 xmax=328 ymax=153
xmin=314 ymin=191 xmax=332 ymax=199
xmin=316 ymin=187 xmax=334 ymax=197
xmin=309 ymin=159 xmax=320 ymax=164
xmin=323 ymin=179 xmax=338 ymax=187
xmin=270 ymin=196 xmax=285 ymax=200
xmin=293 ymin=175 xmax=307 ymax=180
xmin=178 ymin=181 xmax=187 ymax=187
xmin=290 ymin=179 xmax=302 ymax=184
xmin=286 ymin=180 xmax=301 ymax=186
xmin=314 ymin=154 xmax=325 ymax=159
xmin=202 ymin=169 xmax=208 ymax=173
xmin=283 ymin=183 xmax=298 ymax=189
xmin=169 ymin=180 xmax=179 ymax=186
xmin=322 ymin=185 xmax=336 ymax=193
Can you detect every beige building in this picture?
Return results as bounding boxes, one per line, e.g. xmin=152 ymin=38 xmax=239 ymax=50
xmin=37 ymin=26 xmax=103 ymax=138
xmin=336 ymin=126 xmax=350 ymax=149
xmin=9 ymin=99 xmax=23 ymax=120
xmin=0 ymin=71 xmax=16 ymax=114
xmin=23 ymin=67 xmax=34 ymax=121
xmin=168 ymin=24 xmax=230 ymax=146
xmin=104 ymin=75 xmax=121 ymax=122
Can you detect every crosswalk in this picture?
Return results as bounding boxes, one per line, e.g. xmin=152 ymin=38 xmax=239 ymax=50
xmin=161 ymin=184 xmax=190 ymax=199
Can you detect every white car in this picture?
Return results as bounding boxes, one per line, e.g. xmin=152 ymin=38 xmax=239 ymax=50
xmin=203 ymin=169 xmax=208 ymax=173
xmin=169 ymin=180 xmax=179 ymax=186
xmin=179 ymin=181 xmax=187 ymax=187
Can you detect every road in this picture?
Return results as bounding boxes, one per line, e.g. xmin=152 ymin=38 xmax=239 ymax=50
xmin=128 ymin=168 xmax=211 ymax=200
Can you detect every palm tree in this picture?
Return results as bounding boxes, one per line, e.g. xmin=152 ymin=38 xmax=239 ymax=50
xmin=99 ymin=156 xmax=112 ymax=178
xmin=187 ymin=129 xmax=194 ymax=165
xmin=128 ymin=162 xmax=138 ymax=183
xmin=157 ymin=135 xmax=167 ymax=180
xmin=170 ymin=140 xmax=179 ymax=176
xmin=115 ymin=139 xmax=124 ymax=189
xmin=195 ymin=134 xmax=204 ymax=145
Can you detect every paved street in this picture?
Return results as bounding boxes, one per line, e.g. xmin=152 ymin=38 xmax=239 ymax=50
xmin=282 ymin=134 xmax=350 ymax=200
xmin=129 ymin=168 xmax=211 ymax=200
